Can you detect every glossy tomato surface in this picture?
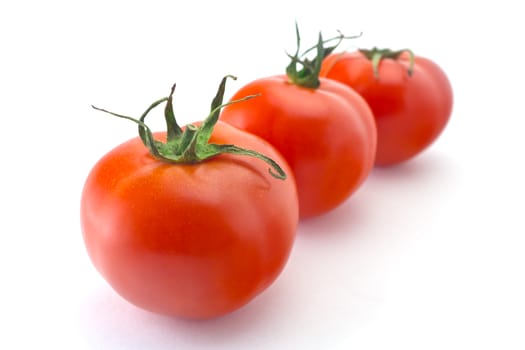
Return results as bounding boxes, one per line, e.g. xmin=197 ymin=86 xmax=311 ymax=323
xmin=320 ymin=51 xmax=453 ymax=166
xmin=80 ymin=121 xmax=299 ymax=319
xmin=220 ymin=75 xmax=377 ymax=219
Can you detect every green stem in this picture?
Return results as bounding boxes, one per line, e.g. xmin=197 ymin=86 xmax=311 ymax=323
xmin=91 ymin=104 xmax=164 ymax=159
xmin=299 ymin=30 xmax=362 ymax=58
xmin=91 ymin=76 xmax=287 ymax=180
xmin=164 ymin=83 xmax=183 ymax=141
xmin=359 ymin=47 xmax=415 ymax=78
xmin=286 ymin=22 xmax=361 ymax=89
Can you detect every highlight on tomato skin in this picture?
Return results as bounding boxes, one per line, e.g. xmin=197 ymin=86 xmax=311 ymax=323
xmin=81 ymin=77 xmax=299 ymax=320
xmin=220 ymin=24 xmax=377 ymax=219
xmin=320 ymin=48 xmax=454 ymax=166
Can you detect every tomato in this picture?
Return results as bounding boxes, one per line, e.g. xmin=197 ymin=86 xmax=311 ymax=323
xmin=320 ymin=48 xmax=453 ymax=166
xmin=221 ymin=77 xmax=376 ymax=218
xmin=81 ymin=77 xmax=299 ymax=319
xmin=220 ymin=31 xmax=377 ymax=219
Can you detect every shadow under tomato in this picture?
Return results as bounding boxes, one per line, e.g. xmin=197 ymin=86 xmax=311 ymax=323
xmin=370 ymin=151 xmax=453 ymax=182
xmin=76 ymin=274 xmax=293 ymax=350
xmin=297 ymin=150 xmax=461 ymax=239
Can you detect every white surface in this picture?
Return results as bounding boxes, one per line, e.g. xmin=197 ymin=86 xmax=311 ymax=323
xmin=1 ymin=1 xmax=524 ymax=349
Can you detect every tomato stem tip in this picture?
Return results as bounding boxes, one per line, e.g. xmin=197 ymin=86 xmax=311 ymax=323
xmin=359 ymin=47 xmax=415 ymax=78
xmin=91 ymin=76 xmax=287 ymax=180
xmin=286 ymin=22 xmax=362 ymax=89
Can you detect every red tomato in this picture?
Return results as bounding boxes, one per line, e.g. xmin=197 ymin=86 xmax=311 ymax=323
xmin=81 ymin=78 xmax=298 ymax=319
xmin=220 ymin=75 xmax=377 ymax=218
xmin=81 ymin=125 xmax=298 ymax=319
xmin=320 ymin=49 xmax=453 ymax=166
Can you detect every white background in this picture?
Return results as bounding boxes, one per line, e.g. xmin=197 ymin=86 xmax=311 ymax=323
xmin=1 ymin=1 xmax=524 ymax=349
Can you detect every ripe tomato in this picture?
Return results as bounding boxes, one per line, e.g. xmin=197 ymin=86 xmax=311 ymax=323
xmin=320 ymin=48 xmax=453 ymax=166
xmin=220 ymin=30 xmax=377 ymax=219
xmin=81 ymin=77 xmax=299 ymax=319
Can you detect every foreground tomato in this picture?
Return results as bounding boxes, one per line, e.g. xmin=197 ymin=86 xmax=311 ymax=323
xmin=320 ymin=48 xmax=453 ymax=166
xmin=220 ymin=27 xmax=377 ymax=219
xmin=81 ymin=76 xmax=299 ymax=319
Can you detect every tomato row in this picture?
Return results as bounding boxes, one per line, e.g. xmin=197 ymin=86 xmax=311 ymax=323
xmin=80 ymin=26 xmax=453 ymax=320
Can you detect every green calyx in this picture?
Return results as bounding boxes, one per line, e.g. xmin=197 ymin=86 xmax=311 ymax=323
xmin=91 ymin=75 xmax=287 ymax=180
xmin=358 ymin=47 xmax=415 ymax=78
xmin=286 ymin=22 xmax=362 ymax=89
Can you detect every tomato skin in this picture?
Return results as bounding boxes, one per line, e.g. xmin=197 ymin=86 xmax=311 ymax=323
xmin=80 ymin=121 xmax=298 ymax=319
xmin=320 ymin=51 xmax=453 ymax=166
xmin=220 ymin=75 xmax=377 ymax=219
